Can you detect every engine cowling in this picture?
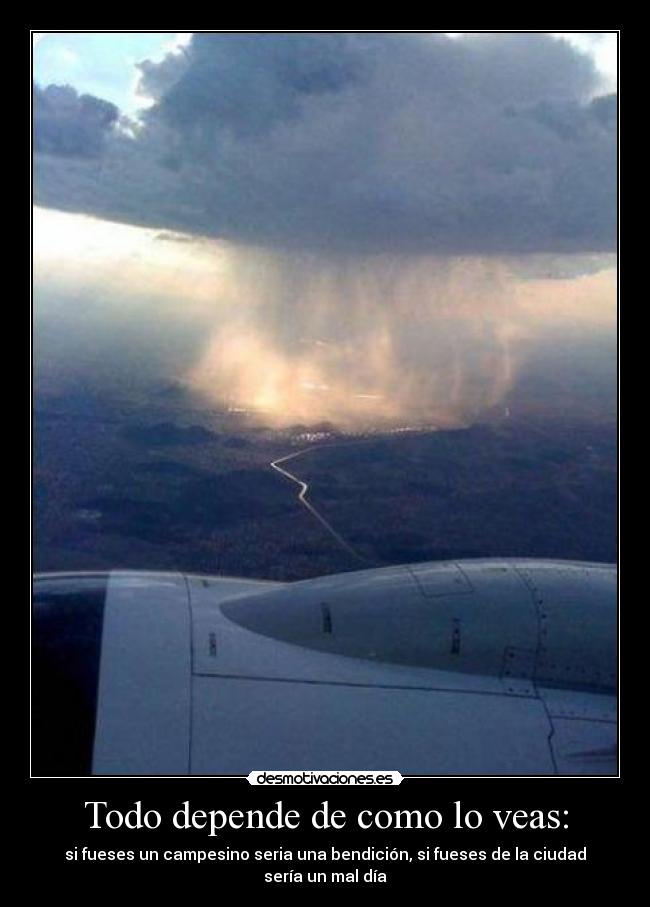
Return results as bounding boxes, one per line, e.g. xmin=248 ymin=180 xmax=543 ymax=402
xmin=32 ymin=560 xmax=617 ymax=776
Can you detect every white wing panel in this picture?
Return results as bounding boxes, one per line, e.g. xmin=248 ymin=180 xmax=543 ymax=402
xmin=190 ymin=676 xmax=556 ymax=775
xmin=549 ymin=718 xmax=617 ymax=775
xmin=93 ymin=572 xmax=192 ymax=775
xmin=540 ymin=687 xmax=616 ymax=723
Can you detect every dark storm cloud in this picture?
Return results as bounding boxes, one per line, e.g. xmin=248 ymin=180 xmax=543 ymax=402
xmin=140 ymin=33 xmax=360 ymax=138
xmin=33 ymin=84 xmax=118 ymax=158
xmin=34 ymin=33 xmax=616 ymax=253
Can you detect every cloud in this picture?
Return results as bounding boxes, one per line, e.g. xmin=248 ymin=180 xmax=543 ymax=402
xmin=34 ymin=83 xmax=119 ymax=158
xmin=34 ymin=33 xmax=616 ymax=254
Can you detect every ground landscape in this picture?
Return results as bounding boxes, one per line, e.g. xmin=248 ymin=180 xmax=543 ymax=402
xmin=34 ymin=344 xmax=617 ymax=582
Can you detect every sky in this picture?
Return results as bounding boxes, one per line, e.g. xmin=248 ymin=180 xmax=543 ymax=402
xmin=33 ymin=32 xmax=192 ymax=112
xmin=33 ymin=32 xmax=617 ymax=254
xmin=32 ymin=32 xmax=618 ymax=429
xmin=33 ymin=32 xmax=617 ymax=114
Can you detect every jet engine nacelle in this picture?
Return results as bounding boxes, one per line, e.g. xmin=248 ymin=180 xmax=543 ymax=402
xmin=32 ymin=560 xmax=617 ymax=776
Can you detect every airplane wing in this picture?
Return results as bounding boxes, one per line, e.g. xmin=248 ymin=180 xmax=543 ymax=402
xmin=32 ymin=559 xmax=617 ymax=776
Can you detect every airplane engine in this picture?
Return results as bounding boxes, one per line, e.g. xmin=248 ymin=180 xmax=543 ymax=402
xmin=32 ymin=560 xmax=616 ymax=776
